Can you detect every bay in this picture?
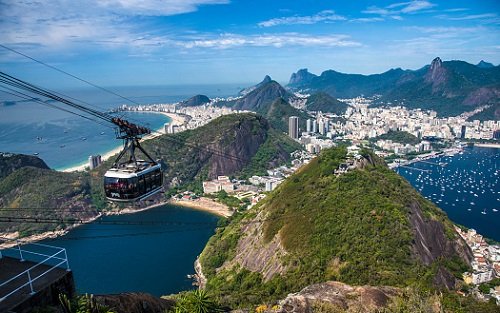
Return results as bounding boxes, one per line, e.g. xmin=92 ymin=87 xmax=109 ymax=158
xmin=398 ymin=146 xmax=500 ymax=241
xmin=42 ymin=204 xmax=220 ymax=296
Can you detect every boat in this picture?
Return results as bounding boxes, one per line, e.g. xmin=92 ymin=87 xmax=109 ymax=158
xmin=33 ymin=152 xmax=39 ymax=156
xmin=493 ymin=209 xmax=498 ymax=212
xmin=481 ymin=209 xmax=486 ymax=215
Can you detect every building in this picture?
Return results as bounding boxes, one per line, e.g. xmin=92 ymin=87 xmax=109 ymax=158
xmin=289 ymin=116 xmax=299 ymax=139
xmin=460 ymin=125 xmax=467 ymax=139
xmin=202 ymin=176 xmax=235 ymax=194
xmin=493 ymin=129 xmax=500 ymax=140
xmin=306 ymin=119 xmax=312 ymax=133
xmin=318 ymin=120 xmax=325 ymax=135
xmin=88 ymin=155 xmax=102 ymax=170
xmin=312 ymin=120 xmax=318 ymax=133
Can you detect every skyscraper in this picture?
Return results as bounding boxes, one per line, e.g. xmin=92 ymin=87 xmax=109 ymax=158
xmin=306 ymin=119 xmax=312 ymax=133
xmin=289 ymin=116 xmax=299 ymax=139
xmin=460 ymin=125 xmax=467 ymax=139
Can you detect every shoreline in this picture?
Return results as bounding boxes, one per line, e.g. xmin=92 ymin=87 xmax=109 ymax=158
xmin=60 ymin=111 xmax=186 ymax=173
xmin=168 ymin=197 xmax=233 ymax=218
xmin=0 ymin=196 xmax=230 ymax=248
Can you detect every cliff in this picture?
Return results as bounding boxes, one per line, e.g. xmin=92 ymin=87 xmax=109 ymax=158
xmin=199 ymin=147 xmax=473 ymax=308
xmin=128 ymin=113 xmax=301 ymax=191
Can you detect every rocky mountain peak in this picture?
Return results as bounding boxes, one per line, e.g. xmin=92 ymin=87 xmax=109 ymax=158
xmin=430 ymin=57 xmax=443 ymax=69
xmin=425 ymin=57 xmax=447 ymax=87
xmin=289 ymin=68 xmax=317 ymax=86
xmin=477 ymin=60 xmax=495 ymax=68
xmin=261 ymin=75 xmax=272 ymax=84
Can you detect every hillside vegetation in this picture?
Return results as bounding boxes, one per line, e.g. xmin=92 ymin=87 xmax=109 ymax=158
xmin=199 ymin=147 xmax=472 ymax=308
xmin=374 ymin=130 xmax=420 ymax=145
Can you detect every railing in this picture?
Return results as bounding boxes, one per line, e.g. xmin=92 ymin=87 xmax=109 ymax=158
xmin=0 ymin=238 xmax=70 ymax=303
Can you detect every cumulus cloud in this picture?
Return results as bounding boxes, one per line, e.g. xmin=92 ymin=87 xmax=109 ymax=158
xmin=258 ymin=10 xmax=346 ymax=27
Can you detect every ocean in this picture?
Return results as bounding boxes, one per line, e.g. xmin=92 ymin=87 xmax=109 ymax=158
xmin=0 ymin=84 xmax=243 ymax=169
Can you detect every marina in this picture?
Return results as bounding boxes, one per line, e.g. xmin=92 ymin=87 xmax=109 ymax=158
xmin=397 ymin=146 xmax=500 ymax=241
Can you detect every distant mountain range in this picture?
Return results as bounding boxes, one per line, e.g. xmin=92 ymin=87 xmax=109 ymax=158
xmin=288 ymin=58 xmax=500 ymax=120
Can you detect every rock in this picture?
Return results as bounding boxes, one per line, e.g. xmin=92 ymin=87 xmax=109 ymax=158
xmin=277 ymin=281 xmax=399 ymax=313
xmin=95 ymin=292 xmax=174 ymax=313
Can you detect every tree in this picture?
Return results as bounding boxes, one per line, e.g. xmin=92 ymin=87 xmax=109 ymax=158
xmin=172 ymin=290 xmax=223 ymax=313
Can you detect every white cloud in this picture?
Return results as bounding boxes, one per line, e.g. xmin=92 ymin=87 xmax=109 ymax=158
xmin=98 ymin=0 xmax=229 ymax=16
xmin=436 ymin=13 xmax=498 ymax=21
xmin=363 ymin=1 xmax=435 ymax=18
xmin=0 ymin=0 xmax=229 ymax=50
xmin=177 ymin=33 xmax=361 ymax=49
xmin=258 ymin=10 xmax=346 ymax=27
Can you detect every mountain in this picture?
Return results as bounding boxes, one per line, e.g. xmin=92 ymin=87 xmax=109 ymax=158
xmin=91 ymin=113 xmax=302 ymax=193
xmin=477 ymin=60 xmax=495 ymax=68
xmin=180 ymin=94 xmax=210 ymax=107
xmin=229 ymin=79 xmax=294 ymax=111
xmin=289 ymin=69 xmax=317 ymax=87
xmin=199 ymin=147 xmax=473 ymax=309
xmin=223 ymin=80 xmax=310 ymax=132
xmin=239 ymin=75 xmax=272 ymax=96
xmin=0 ymin=152 xmax=50 ymax=180
xmin=305 ymin=92 xmax=348 ymax=114
xmin=0 ymin=166 xmax=96 ymax=236
xmin=289 ymin=57 xmax=500 ymax=119
xmin=289 ymin=68 xmax=407 ymax=98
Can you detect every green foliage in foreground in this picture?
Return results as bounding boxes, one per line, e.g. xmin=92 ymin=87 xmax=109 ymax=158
xmin=374 ymin=130 xmax=420 ymax=145
xmin=200 ymin=147 xmax=468 ymax=308
xmin=168 ymin=290 xmax=223 ymax=313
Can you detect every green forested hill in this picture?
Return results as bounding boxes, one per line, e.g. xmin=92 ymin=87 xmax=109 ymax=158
xmin=199 ymin=147 xmax=473 ymax=308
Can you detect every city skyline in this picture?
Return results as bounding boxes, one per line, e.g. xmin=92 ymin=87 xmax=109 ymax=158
xmin=0 ymin=0 xmax=499 ymax=88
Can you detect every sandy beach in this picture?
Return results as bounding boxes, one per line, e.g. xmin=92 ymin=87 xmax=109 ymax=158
xmin=61 ymin=111 xmax=187 ymax=172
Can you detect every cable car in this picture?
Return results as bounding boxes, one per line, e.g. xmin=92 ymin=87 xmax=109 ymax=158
xmin=104 ymin=118 xmax=163 ymax=202
xmin=104 ymin=161 xmax=162 ymax=202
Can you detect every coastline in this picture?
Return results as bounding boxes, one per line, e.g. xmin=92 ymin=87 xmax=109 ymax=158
xmin=0 ymin=196 xmax=231 ymax=248
xmin=60 ymin=111 xmax=186 ymax=173
xmin=169 ymin=197 xmax=233 ymax=218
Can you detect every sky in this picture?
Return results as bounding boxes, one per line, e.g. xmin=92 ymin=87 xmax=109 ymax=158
xmin=0 ymin=0 xmax=499 ymax=87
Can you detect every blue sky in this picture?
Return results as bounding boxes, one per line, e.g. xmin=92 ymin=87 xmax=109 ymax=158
xmin=0 ymin=0 xmax=499 ymax=87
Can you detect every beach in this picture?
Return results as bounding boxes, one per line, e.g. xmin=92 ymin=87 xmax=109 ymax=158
xmin=61 ymin=111 xmax=187 ymax=172
xmin=169 ymin=197 xmax=234 ymax=218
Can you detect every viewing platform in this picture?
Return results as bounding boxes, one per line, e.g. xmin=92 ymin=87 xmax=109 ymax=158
xmin=0 ymin=239 xmax=75 ymax=313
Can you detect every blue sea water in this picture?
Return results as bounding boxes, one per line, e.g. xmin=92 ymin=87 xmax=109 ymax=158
xmin=41 ymin=205 xmax=220 ymax=296
xmin=398 ymin=146 xmax=500 ymax=241
xmin=0 ymin=84 xmax=242 ymax=169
